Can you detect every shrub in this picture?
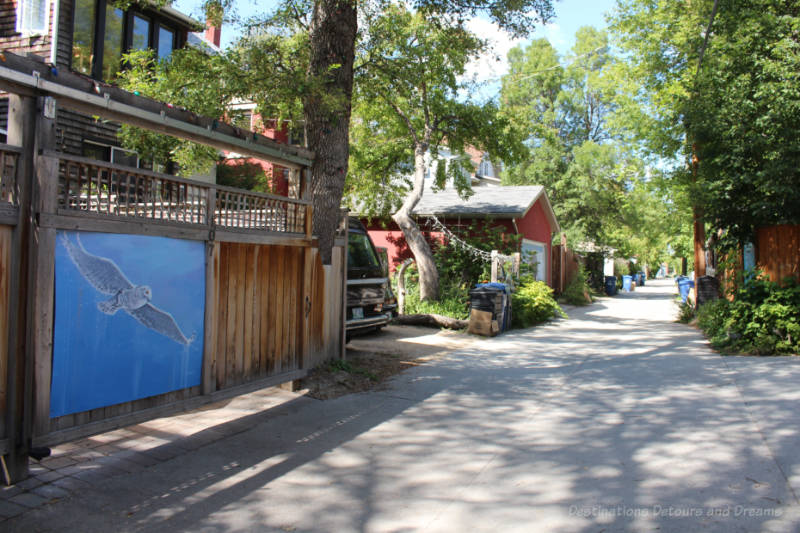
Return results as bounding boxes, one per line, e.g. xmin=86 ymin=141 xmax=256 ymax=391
xmin=511 ymin=276 xmax=565 ymax=328
xmin=397 ymin=264 xmax=470 ymax=319
xmin=696 ymin=276 xmax=800 ymax=355
xmin=675 ymin=298 xmax=696 ymax=324
xmin=561 ymin=266 xmax=592 ymax=306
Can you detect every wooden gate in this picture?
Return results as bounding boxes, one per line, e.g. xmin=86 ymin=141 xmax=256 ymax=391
xmin=0 ymin=53 xmax=346 ymax=482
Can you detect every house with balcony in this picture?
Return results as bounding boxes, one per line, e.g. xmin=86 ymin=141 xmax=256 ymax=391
xmin=1 ymin=0 xmax=218 ymax=180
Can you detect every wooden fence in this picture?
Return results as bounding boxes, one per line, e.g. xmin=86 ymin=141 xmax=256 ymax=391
xmin=756 ymin=225 xmax=799 ymax=284
xmin=0 ymin=54 xmax=346 ymax=482
xmin=551 ymin=244 xmax=580 ymax=294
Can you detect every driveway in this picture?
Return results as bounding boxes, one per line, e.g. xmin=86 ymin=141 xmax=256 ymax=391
xmin=5 ymin=279 xmax=800 ymax=532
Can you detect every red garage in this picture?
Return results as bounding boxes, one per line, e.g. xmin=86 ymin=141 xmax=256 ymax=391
xmin=363 ymin=185 xmax=560 ymax=287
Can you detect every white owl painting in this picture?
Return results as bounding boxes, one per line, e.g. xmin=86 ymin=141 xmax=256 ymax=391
xmin=60 ymin=233 xmax=194 ymax=345
xmin=51 ymin=230 xmax=205 ymax=417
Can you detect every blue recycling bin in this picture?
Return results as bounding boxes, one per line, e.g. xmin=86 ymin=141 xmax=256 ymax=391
xmin=678 ymin=278 xmax=695 ymax=302
xmin=604 ymin=276 xmax=617 ymax=296
xmin=622 ymin=275 xmax=633 ymax=292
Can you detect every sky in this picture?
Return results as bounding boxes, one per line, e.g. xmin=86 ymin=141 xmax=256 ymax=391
xmin=173 ymin=0 xmax=619 ymax=91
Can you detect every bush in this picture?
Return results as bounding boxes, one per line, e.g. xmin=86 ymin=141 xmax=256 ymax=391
xmin=696 ymin=276 xmax=800 ymax=355
xmin=512 ymin=276 xmax=565 ymax=328
xmin=397 ymin=264 xmax=470 ymax=319
xmin=676 ymin=298 xmax=696 ymax=324
xmin=561 ymin=266 xmax=592 ymax=306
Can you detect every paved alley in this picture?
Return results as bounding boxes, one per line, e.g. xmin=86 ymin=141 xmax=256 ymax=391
xmin=5 ymin=279 xmax=800 ymax=532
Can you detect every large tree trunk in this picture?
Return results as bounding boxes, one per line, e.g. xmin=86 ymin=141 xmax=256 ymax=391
xmin=305 ymin=0 xmax=357 ymax=264
xmin=392 ymin=144 xmax=439 ymax=301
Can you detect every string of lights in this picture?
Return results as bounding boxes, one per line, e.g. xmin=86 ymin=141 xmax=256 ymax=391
xmin=426 ymin=215 xmax=516 ymax=265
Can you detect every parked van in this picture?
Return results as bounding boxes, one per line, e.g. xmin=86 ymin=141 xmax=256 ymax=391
xmin=346 ymin=218 xmax=392 ymax=337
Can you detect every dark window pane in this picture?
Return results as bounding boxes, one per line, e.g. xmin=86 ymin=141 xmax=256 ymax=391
xmin=158 ymin=26 xmax=174 ymax=60
xmin=102 ymin=6 xmax=124 ymax=80
xmin=112 ymin=147 xmax=138 ymax=168
xmin=132 ymin=15 xmax=150 ymax=51
xmin=82 ymin=142 xmax=111 ymax=162
xmin=71 ymin=0 xmax=96 ymax=75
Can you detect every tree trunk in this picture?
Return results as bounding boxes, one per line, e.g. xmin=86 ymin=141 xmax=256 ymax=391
xmin=305 ymin=0 xmax=357 ymax=264
xmin=394 ymin=314 xmax=468 ymax=330
xmin=392 ymin=144 xmax=439 ymax=301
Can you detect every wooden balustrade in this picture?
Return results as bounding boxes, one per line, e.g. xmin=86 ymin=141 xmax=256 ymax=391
xmin=53 ymin=152 xmax=311 ymax=235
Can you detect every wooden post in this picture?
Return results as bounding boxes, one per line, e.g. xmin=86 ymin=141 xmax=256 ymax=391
xmin=491 ymin=250 xmax=499 ymax=283
xmin=302 ymin=169 xmax=313 ymax=240
xmin=340 ymin=213 xmax=349 ymax=358
xmin=29 ymin=101 xmax=58 ymax=442
xmin=202 ymin=242 xmax=219 ymax=395
xmin=30 ymin=153 xmax=58 ymax=439
xmin=3 ymin=94 xmax=35 ymax=483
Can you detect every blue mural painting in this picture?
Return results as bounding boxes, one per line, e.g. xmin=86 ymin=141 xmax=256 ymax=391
xmin=51 ymin=231 xmax=205 ymax=417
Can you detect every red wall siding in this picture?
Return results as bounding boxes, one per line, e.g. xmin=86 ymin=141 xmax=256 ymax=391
xmin=515 ymin=200 xmax=555 ymax=285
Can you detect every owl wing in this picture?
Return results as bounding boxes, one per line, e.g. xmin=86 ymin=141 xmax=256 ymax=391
xmin=60 ymin=234 xmax=134 ymax=295
xmin=127 ymin=303 xmax=193 ymax=346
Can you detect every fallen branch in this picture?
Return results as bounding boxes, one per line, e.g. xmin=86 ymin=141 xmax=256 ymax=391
xmin=393 ymin=314 xmax=468 ymax=330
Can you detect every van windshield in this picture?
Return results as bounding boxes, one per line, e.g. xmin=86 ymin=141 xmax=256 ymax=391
xmin=348 ymin=233 xmax=380 ymax=270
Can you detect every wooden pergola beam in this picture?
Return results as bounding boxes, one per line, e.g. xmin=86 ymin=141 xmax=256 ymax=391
xmin=0 ymin=52 xmax=314 ymax=169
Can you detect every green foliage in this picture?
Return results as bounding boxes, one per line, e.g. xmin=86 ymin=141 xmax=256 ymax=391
xmin=116 ymin=48 xmax=244 ymax=177
xmin=346 ymin=5 xmax=525 ymax=215
xmin=396 ymin=221 xmax=523 ymax=319
xmin=434 ymin=220 xmax=521 ymax=286
xmin=511 ymin=276 xmax=565 ymax=328
xmin=696 ymin=277 xmax=800 ymax=355
xmin=676 ymin=298 xmax=696 ymax=324
xmin=327 ymin=359 xmax=378 ymax=381
xmin=561 ymin=266 xmax=592 ymax=306
xmin=610 ymin=0 xmax=800 ymax=245
xmin=498 ymin=26 xmax=688 ymax=267
xmin=686 ymin=1 xmax=800 ymax=241
xmin=215 ymin=162 xmax=277 ymax=193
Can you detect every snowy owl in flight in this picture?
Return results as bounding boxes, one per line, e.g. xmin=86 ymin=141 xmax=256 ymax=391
xmin=60 ymin=234 xmax=195 ymax=346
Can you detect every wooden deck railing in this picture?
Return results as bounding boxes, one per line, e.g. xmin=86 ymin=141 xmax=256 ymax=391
xmin=54 ymin=153 xmax=311 ymax=235
xmin=0 ymin=143 xmax=21 ymax=205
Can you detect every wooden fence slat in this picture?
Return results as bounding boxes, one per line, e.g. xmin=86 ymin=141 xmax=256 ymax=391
xmin=202 ymin=242 xmax=219 ymax=395
xmin=274 ymin=246 xmax=286 ymax=373
xmin=242 ymin=244 xmax=256 ymax=379
xmin=258 ymin=246 xmax=269 ymax=376
xmin=265 ymin=246 xmax=277 ymax=375
xmin=217 ymin=242 xmax=231 ymax=390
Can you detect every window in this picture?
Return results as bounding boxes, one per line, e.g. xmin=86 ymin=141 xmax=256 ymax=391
xmin=131 ymin=14 xmax=150 ymax=51
xmin=71 ymin=0 xmax=181 ymax=81
xmin=157 ymin=26 xmax=174 ymax=60
xmin=101 ymin=5 xmax=124 ymax=81
xmin=82 ymin=141 xmax=140 ymax=169
xmin=16 ymin=0 xmax=49 ymax=35
xmin=71 ymin=0 xmax=96 ymax=75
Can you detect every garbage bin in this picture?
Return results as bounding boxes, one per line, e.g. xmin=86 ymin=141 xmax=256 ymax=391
xmin=469 ymin=284 xmax=509 ymax=336
xmin=622 ymin=275 xmax=633 ymax=292
xmin=677 ymin=278 xmax=695 ymax=303
xmin=604 ymin=276 xmax=617 ymax=296
xmin=696 ymin=275 xmax=720 ymax=306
